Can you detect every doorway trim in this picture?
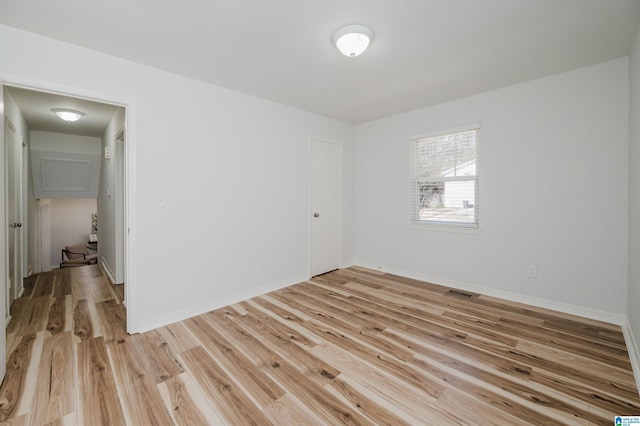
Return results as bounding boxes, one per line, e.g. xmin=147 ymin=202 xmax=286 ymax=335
xmin=1 ymin=80 xmax=7 ymax=382
xmin=1 ymin=74 xmax=140 ymax=333
xmin=114 ymin=126 xmax=126 ymax=286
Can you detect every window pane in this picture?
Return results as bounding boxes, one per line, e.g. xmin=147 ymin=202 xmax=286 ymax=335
xmin=413 ymin=130 xmax=476 ymax=178
xmin=418 ymin=180 xmax=476 ymax=223
xmin=411 ymin=128 xmax=479 ymax=226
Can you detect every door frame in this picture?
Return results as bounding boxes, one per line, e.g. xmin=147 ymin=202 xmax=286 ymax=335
xmin=114 ymin=127 xmax=125 ymax=285
xmin=1 ymin=74 xmax=140 ymax=334
xmin=308 ymin=137 xmax=343 ymax=277
xmin=0 ymin=82 xmax=7 ymax=382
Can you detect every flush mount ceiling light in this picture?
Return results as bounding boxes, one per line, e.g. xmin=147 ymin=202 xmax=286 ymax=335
xmin=52 ymin=108 xmax=85 ymax=122
xmin=333 ymin=24 xmax=373 ymax=57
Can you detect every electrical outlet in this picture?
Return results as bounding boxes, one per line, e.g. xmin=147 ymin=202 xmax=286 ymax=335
xmin=526 ymin=264 xmax=537 ymax=278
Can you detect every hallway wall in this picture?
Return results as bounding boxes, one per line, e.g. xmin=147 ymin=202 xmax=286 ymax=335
xmin=98 ymin=108 xmax=125 ymax=283
xmin=627 ymin=20 xmax=640 ymax=379
xmin=49 ymin=198 xmax=97 ymax=269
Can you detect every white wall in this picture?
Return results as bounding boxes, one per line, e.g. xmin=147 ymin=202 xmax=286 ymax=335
xmin=49 ymin=198 xmax=97 ymax=269
xmin=0 ymin=24 xmax=354 ymax=331
xmin=354 ymin=58 xmax=629 ymax=318
xmin=628 ymin=23 xmax=640 ymax=364
xmin=27 ymin=139 xmax=37 ymax=275
xmin=30 ymin=130 xmax=101 ymax=155
xmin=98 ymin=108 xmax=125 ymax=283
xmin=30 ymin=130 xmax=101 ymax=199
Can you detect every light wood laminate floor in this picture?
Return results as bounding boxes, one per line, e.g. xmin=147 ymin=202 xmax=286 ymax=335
xmin=0 ymin=264 xmax=639 ymax=425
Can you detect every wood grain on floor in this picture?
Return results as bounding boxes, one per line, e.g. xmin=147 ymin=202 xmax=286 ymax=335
xmin=0 ymin=264 xmax=638 ymax=425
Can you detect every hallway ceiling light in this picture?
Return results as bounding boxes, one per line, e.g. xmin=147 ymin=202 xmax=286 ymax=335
xmin=52 ymin=108 xmax=85 ymax=122
xmin=333 ymin=25 xmax=373 ymax=57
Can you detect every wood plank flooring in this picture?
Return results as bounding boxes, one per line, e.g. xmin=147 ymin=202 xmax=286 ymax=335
xmin=1 ymin=264 xmax=639 ymax=424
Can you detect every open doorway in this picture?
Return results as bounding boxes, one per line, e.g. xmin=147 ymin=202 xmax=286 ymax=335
xmin=2 ymin=83 xmax=130 ymax=329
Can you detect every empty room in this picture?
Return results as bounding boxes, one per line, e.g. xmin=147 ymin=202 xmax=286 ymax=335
xmin=1 ymin=0 xmax=640 ymax=424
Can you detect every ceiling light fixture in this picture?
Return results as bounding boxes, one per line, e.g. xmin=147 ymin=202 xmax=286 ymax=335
xmin=333 ymin=24 xmax=373 ymax=57
xmin=52 ymin=108 xmax=85 ymax=122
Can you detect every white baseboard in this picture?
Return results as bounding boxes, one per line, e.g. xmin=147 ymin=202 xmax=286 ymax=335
xmin=137 ymin=273 xmax=309 ymax=333
xmin=353 ymin=261 xmax=626 ymax=326
xmin=100 ymin=257 xmax=116 ymax=285
xmin=622 ymin=319 xmax=640 ymax=394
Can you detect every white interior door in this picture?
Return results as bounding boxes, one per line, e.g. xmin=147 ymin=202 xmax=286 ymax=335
xmin=6 ymin=119 xmax=22 ymax=308
xmin=310 ymin=139 xmax=341 ymax=276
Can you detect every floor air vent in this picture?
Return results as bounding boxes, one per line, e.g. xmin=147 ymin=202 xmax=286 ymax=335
xmin=446 ymin=289 xmax=475 ymax=298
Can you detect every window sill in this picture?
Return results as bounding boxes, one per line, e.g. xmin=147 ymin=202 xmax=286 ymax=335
xmin=410 ymin=222 xmax=481 ymax=234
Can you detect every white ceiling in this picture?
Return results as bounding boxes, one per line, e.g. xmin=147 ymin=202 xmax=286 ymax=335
xmin=6 ymin=86 xmax=120 ymax=137
xmin=1 ymin=0 xmax=640 ymax=124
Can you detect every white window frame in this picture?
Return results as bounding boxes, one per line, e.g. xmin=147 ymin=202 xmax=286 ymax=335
xmin=410 ymin=124 xmax=480 ymax=230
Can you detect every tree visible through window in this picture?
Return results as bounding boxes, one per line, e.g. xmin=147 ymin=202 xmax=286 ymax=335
xmin=410 ymin=128 xmax=478 ymax=227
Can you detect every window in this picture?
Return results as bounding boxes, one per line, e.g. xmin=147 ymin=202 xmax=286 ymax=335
xmin=410 ymin=127 xmax=479 ymax=227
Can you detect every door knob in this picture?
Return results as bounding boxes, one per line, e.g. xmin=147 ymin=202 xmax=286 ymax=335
xmin=10 ymin=222 xmax=22 ymax=228
xmin=314 ymin=213 xmax=320 ymax=218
